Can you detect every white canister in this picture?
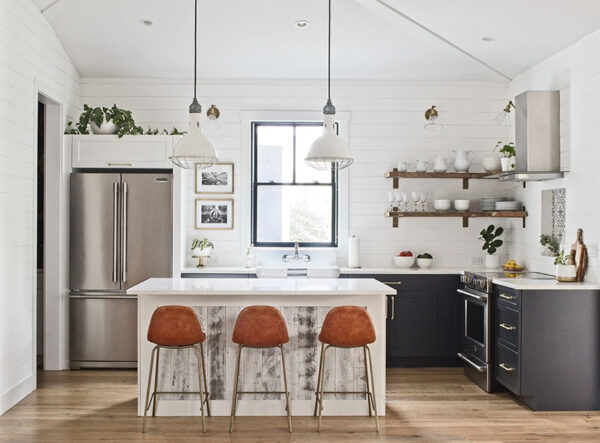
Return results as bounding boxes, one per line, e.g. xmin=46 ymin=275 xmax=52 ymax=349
xmin=348 ymin=235 xmax=360 ymax=268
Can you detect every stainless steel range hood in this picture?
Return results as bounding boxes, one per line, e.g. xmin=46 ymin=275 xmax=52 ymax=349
xmin=500 ymin=90 xmax=564 ymax=182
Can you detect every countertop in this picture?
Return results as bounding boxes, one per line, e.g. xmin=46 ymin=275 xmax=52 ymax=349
xmin=492 ymin=277 xmax=600 ymax=291
xmin=128 ymin=277 xmax=397 ymax=296
xmin=181 ymin=266 xmax=468 ymax=275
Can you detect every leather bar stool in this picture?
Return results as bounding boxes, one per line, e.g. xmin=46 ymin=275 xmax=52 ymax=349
xmin=142 ymin=306 xmax=211 ymax=433
xmin=314 ymin=306 xmax=379 ymax=432
xmin=229 ymin=305 xmax=292 ymax=433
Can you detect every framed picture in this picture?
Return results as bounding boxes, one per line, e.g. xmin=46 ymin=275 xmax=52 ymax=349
xmin=195 ymin=199 xmax=234 ymax=230
xmin=195 ymin=163 xmax=234 ymax=194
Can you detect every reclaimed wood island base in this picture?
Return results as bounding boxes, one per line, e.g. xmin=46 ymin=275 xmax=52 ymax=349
xmin=128 ymin=278 xmax=395 ymax=417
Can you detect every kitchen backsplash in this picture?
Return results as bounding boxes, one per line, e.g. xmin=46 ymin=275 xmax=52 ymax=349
xmin=81 ymin=78 xmax=515 ymax=269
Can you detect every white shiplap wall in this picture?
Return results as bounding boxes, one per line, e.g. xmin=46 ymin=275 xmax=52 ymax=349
xmin=81 ymin=77 xmax=514 ymax=268
xmin=0 ymin=0 xmax=80 ymax=414
xmin=508 ymin=29 xmax=600 ymax=282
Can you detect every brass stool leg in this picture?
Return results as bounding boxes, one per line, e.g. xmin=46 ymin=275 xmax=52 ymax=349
xmin=142 ymin=345 xmax=158 ymax=433
xmin=317 ymin=345 xmax=329 ymax=432
xmin=363 ymin=346 xmax=373 ymax=416
xmin=200 ymin=342 xmax=211 ymax=417
xmin=151 ymin=347 xmax=160 ymax=417
xmin=313 ymin=343 xmax=325 ymax=417
xmin=279 ymin=344 xmax=293 ymax=433
xmin=229 ymin=344 xmax=243 ymax=433
xmin=365 ymin=345 xmax=380 ymax=432
xmin=193 ymin=345 xmax=207 ymax=433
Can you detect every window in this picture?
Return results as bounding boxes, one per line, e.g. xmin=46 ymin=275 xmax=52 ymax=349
xmin=251 ymin=122 xmax=338 ymax=247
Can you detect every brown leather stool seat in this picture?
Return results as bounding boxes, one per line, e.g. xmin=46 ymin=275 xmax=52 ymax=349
xmin=232 ymin=305 xmax=289 ymax=347
xmin=142 ymin=305 xmax=210 ymax=433
xmin=318 ymin=306 xmax=376 ymax=347
xmin=229 ymin=305 xmax=292 ymax=433
xmin=314 ymin=305 xmax=379 ymax=432
xmin=147 ymin=306 xmax=207 ymax=346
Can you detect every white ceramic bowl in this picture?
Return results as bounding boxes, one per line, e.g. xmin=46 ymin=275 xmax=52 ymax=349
xmin=454 ymin=199 xmax=471 ymax=211
xmin=393 ymin=256 xmax=415 ymax=268
xmin=483 ymin=157 xmax=501 ymax=172
xmin=433 ymin=199 xmax=451 ymax=211
xmin=416 ymin=258 xmax=433 ymax=269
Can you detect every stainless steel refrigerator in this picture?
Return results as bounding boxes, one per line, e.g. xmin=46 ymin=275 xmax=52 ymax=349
xmin=69 ymin=172 xmax=172 ymax=368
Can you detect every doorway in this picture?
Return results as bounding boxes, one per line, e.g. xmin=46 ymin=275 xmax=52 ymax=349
xmin=36 ymin=101 xmax=45 ymax=367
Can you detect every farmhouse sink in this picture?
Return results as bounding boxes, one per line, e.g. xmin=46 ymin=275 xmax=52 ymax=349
xmin=256 ymin=266 xmax=340 ymax=279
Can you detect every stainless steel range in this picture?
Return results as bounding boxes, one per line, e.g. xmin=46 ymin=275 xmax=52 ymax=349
xmin=457 ymin=270 xmax=554 ymax=392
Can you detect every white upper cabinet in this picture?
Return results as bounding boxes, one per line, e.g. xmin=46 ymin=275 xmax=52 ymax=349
xmin=70 ymin=135 xmax=175 ymax=169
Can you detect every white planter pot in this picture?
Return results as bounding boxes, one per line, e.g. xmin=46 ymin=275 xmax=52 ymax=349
xmin=500 ymin=156 xmax=516 ymax=172
xmin=555 ymin=264 xmax=577 ymax=282
xmin=485 ymin=254 xmax=500 ymax=269
xmin=90 ymin=118 xmax=118 ymax=135
xmin=192 ymin=247 xmax=213 ymax=257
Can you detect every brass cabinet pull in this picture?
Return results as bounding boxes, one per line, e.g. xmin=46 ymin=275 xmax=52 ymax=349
xmin=108 ymin=162 xmax=132 ymax=166
xmin=499 ymin=363 xmax=516 ymax=372
xmin=499 ymin=293 xmax=516 ymax=300
xmin=381 ymin=281 xmax=402 ymax=285
xmin=499 ymin=323 xmax=516 ymax=331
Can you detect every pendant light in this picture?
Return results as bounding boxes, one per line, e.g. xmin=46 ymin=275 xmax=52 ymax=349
xmin=170 ymin=0 xmax=218 ymax=170
xmin=305 ymin=0 xmax=353 ymax=171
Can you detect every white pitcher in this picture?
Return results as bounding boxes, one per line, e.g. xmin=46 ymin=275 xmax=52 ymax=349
xmin=454 ymin=150 xmax=471 ymax=172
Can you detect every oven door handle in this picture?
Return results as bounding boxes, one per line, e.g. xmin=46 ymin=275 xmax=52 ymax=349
xmin=457 ymin=288 xmax=487 ymax=301
xmin=457 ymin=353 xmax=487 ymax=373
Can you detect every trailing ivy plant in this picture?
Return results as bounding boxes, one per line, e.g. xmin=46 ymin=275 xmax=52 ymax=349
xmin=479 ymin=224 xmax=504 ymax=255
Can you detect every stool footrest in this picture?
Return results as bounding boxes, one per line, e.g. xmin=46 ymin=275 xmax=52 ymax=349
xmin=236 ymin=391 xmax=289 ymax=395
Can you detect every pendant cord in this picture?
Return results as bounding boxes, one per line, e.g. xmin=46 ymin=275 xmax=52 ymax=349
xmin=327 ymin=0 xmax=331 ymax=101
xmin=194 ymin=0 xmax=197 ymax=100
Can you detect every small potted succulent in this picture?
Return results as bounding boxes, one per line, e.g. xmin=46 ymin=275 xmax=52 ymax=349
xmin=191 ymin=238 xmax=214 ymax=267
xmin=554 ymin=250 xmax=576 ymax=282
xmin=496 ymin=141 xmax=516 ymax=172
xmin=479 ymin=224 xmax=504 ymax=269
xmin=540 ymin=234 xmax=560 ymax=257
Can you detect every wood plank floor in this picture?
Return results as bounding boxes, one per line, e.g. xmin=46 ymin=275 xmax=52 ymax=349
xmin=1 ymin=368 xmax=599 ymax=441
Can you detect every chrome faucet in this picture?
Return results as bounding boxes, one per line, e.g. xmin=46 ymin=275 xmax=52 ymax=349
xmin=282 ymin=242 xmax=311 ymax=263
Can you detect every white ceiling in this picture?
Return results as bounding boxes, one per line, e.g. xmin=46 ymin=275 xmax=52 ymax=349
xmin=35 ymin=0 xmax=600 ymax=81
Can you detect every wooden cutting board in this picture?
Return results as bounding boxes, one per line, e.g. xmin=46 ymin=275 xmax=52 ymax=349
xmin=569 ymin=228 xmax=587 ymax=282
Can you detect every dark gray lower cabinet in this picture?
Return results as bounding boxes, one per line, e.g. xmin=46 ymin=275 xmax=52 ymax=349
xmin=345 ymin=273 xmax=461 ymax=367
xmin=493 ymin=285 xmax=600 ymax=410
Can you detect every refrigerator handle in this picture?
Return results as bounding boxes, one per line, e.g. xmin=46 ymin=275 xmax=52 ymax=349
xmin=121 ymin=181 xmax=128 ymax=283
xmin=112 ymin=182 xmax=119 ymax=282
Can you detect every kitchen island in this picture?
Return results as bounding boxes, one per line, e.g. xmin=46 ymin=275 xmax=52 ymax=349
xmin=128 ymin=277 xmax=395 ymax=416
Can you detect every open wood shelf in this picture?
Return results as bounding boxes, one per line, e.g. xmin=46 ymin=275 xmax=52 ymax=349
xmin=385 ymin=209 xmax=528 ymax=228
xmin=384 ymin=168 xmax=502 ymax=189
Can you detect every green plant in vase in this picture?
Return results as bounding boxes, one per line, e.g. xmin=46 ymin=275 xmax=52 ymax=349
xmin=479 ymin=224 xmax=504 ymax=269
xmin=496 ymin=141 xmax=516 ymax=171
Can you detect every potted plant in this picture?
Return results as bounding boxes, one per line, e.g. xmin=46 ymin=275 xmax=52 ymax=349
xmin=479 ymin=224 xmax=504 ymax=269
xmin=191 ymin=238 xmax=214 ymax=257
xmin=540 ymin=234 xmax=560 ymax=257
xmin=74 ymin=104 xmax=144 ymax=137
xmin=496 ymin=141 xmax=516 ymax=172
xmin=554 ymin=250 xmax=576 ymax=282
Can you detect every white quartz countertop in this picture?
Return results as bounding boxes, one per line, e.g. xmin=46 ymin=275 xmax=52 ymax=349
xmin=181 ymin=266 xmax=468 ymax=275
xmin=128 ymin=277 xmax=397 ymax=296
xmin=492 ymin=277 xmax=600 ymax=291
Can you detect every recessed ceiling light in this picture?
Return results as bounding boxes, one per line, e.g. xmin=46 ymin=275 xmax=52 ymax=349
xmin=295 ymin=19 xmax=310 ymax=29
xmin=139 ymin=19 xmax=153 ymax=26
xmin=481 ymin=36 xmax=496 ymax=42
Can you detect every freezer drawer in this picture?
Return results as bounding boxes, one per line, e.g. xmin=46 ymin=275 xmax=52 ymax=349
xmin=69 ymin=295 xmax=137 ymax=368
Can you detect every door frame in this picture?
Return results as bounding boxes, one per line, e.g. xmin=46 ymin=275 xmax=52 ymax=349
xmin=34 ymin=82 xmax=70 ymax=371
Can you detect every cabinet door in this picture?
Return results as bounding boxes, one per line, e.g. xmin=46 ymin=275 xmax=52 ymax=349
xmin=430 ymin=275 xmax=461 ymax=357
xmin=388 ymin=289 xmax=431 ymax=357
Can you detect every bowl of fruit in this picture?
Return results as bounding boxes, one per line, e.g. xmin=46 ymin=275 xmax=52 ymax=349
xmin=416 ymin=253 xmax=433 ymax=269
xmin=393 ymin=251 xmax=415 ymax=268
xmin=503 ymin=259 xmax=525 ymax=273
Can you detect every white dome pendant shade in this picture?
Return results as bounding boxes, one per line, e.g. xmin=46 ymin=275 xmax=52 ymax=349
xmin=305 ymin=100 xmax=353 ymax=170
xmin=169 ymin=0 xmax=218 ymax=170
xmin=171 ymin=98 xmax=218 ymax=169
xmin=305 ymin=0 xmax=353 ymax=171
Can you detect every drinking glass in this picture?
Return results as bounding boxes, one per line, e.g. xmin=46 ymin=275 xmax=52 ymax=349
xmin=411 ymin=191 xmax=420 ymax=212
xmin=419 ymin=191 xmax=427 ymax=211
xmin=402 ymin=192 xmax=410 ymax=212
xmin=387 ymin=191 xmax=396 ymax=211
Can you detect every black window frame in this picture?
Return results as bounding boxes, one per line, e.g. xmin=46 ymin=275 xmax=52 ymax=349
xmin=251 ymin=121 xmax=339 ymax=248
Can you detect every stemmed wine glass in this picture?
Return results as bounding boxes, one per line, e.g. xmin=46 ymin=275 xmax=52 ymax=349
xmin=402 ymin=192 xmax=410 ymax=212
xmin=419 ymin=191 xmax=428 ymax=211
xmin=388 ymin=191 xmax=396 ymax=211
xmin=411 ymin=191 xmax=420 ymax=212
